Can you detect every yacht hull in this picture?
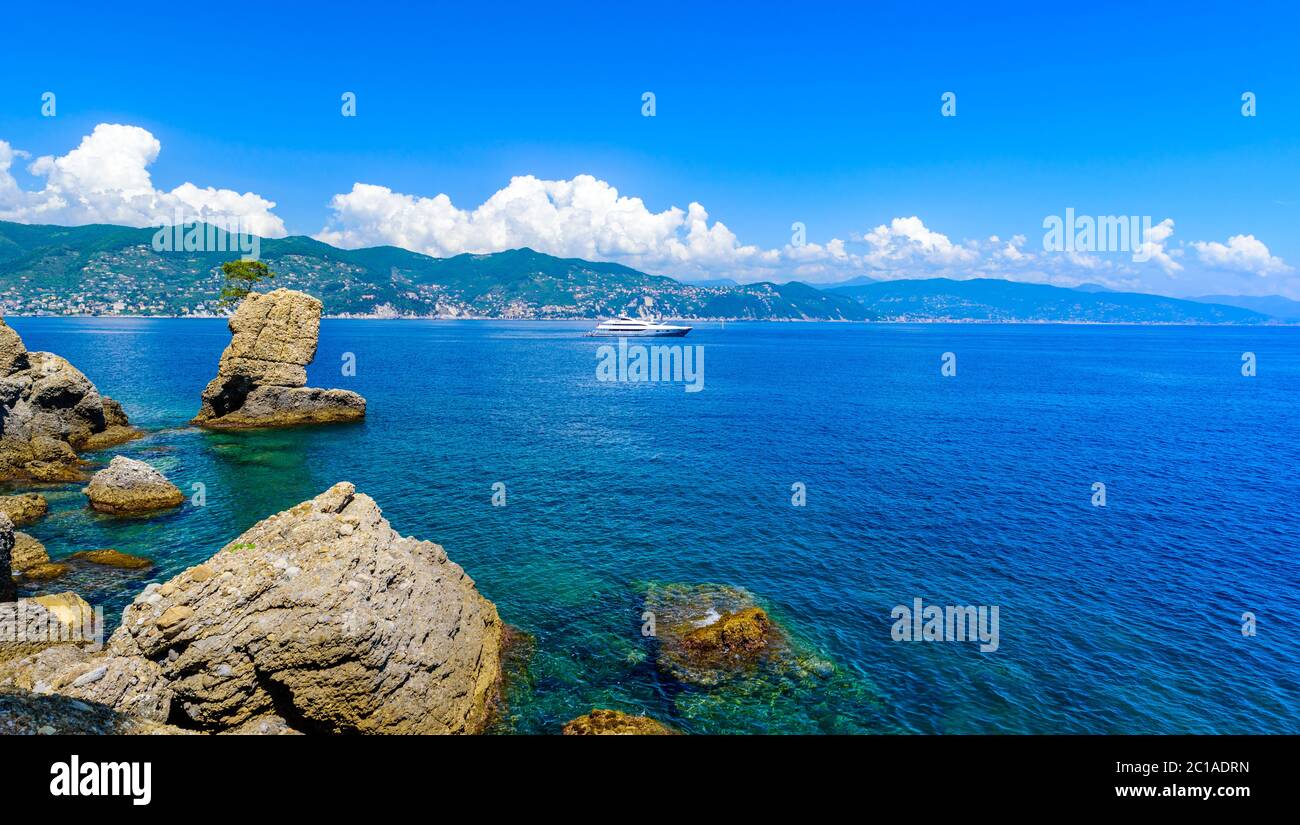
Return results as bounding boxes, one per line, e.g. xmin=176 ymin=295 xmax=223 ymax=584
xmin=587 ymin=328 xmax=691 ymax=337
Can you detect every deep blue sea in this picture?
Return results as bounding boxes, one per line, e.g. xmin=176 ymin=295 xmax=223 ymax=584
xmin=5 ymin=318 xmax=1298 ymax=734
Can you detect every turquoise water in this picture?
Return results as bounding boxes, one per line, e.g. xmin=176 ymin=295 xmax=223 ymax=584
xmin=5 ymin=318 xmax=1299 ymax=734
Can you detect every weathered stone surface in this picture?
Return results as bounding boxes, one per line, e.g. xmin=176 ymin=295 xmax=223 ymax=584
xmin=12 ymin=531 xmax=51 ymax=572
xmin=0 ymin=690 xmax=188 ymax=735
xmin=0 ymin=592 xmax=99 ymax=662
xmin=0 ymin=492 xmax=48 ymax=527
xmin=562 ymin=709 xmax=679 ymax=735
xmin=193 ymin=289 xmax=365 ymax=428
xmin=0 ymin=514 xmax=13 ymax=602
xmin=645 ymin=584 xmax=785 ymax=686
xmin=0 ymin=319 xmax=139 ymax=481
xmin=68 ymin=548 xmax=154 ymax=570
xmin=83 ymin=456 xmax=184 ymax=514
xmin=48 ymin=483 xmax=502 ymax=734
xmin=201 ymin=386 xmax=366 ymax=428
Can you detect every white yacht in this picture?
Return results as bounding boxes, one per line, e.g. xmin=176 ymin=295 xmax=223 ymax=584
xmin=587 ymin=315 xmax=692 ymax=337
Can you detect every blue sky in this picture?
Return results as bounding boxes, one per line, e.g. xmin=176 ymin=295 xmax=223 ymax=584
xmin=1 ymin=1 xmax=1298 ymax=295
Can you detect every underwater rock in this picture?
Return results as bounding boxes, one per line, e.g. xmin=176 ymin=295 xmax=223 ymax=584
xmin=645 ymin=584 xmax=786 ymax=686
xmin=0 ymin=319 xmax=139 ymax=481
xmin=83 ymin=456 xmax=184 ymax=514
xmin=68 ymin=548 xmax=154 ymax=570
xmin=0 ymin=493 xmax=48 ymax=527
xmin=562 ymin=709 xmax=679 ymax=735
xmin=192 ymin=289 xmax=365 ymax=429
xmin=43 ymin=483 xmax=503 ymax=734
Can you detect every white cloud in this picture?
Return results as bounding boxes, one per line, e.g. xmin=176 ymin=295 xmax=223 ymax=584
xmin=0 ymin=124 xmax=285 ymax=237
xmin=317 ymin=175 xmax=776 ymax=279
xmin=1134 ymin=218 xmax=1182 ymax=274
xmin=318 ymin=176 xmax=1300 ymax=295
xmin=860 ymin=216 xmax=978 ymax=267
xmin=1191 ymin=234 xmax=1291 ymax=276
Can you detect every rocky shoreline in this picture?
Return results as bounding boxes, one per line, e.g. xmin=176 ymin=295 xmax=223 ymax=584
xmin=0 ymin=291 xmax=816 ymax=735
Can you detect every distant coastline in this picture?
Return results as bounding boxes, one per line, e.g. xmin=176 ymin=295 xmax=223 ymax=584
xmin=6 ymin=313 xmax=1297 ymax=327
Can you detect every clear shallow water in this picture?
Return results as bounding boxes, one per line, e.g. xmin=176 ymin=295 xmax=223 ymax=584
xmin=5 ymin=318 xmax=1298 ymax=734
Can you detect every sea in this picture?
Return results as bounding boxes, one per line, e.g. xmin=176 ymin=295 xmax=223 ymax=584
xmin=5 ymin=317 xmax=1298 ymax=734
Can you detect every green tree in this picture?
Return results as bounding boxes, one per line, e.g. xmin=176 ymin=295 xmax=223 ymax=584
xmin=218 ymin=260 xmax=274 ymax=307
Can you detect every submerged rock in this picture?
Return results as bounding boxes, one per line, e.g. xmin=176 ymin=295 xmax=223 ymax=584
xmin=645 ymin=584 xmax=786 ymax=686
xmin=40 ymin=483 xmax=503 ymax=734
xmin=0 ymin=493 xmax=48 ymax=527
xmin=83 ymin=456 xmax=184 ymax=514
xmin=562 ymin=709 xmax=679 ymax=735
xmin=68 ymin=549 xmax=154 ymax=570
xmin=0 ymin=319 xmax=139 ymax=481
xmin=16 ymin=562 xmax=69 ymax=582
xmin=192 ymin=289 xmax=366 ymax=429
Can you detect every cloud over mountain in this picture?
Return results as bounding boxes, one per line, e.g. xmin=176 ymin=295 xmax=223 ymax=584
xmin=0 ymin=124 xmax=285 ymax=237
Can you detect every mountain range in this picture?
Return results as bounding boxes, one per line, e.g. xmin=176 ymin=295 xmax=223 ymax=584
xmin=0 ymin=220 xmax=1287 ymax=323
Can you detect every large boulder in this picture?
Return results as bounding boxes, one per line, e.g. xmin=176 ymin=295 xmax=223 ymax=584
xmin=83 ymin=456 xmax=184 ymax=515
xmin=192 ymin=290 xmax=365 ymax=428
xmin=12 ymin=531 xmax=52 ymax=573
xmin=47 ymin=483 xmax=503 ymax=734
xmin=0 ymin=493 xmax=48 ymax=527
xmin=0 ymin=319 xmax=139 ymax=481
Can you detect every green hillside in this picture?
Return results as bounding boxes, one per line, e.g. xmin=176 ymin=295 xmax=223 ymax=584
xmin=0 ymin=221 xmax=870 ymax=320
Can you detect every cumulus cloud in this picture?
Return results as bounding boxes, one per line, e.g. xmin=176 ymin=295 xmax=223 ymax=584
xmin=1135 ymin=218 xmax=1182 ymax=274
xmin=0 ymin=124 xmax=285 ymax=236
xmin=860 ymin=216 xmax=979 ymax=268
xmin=318 ymin=176 xmax=1299 ymax=295
xmin=317 ymin=175 xmax=776 ymax=278
xmin=1191 ymin=234 xmax=1291 ymax=276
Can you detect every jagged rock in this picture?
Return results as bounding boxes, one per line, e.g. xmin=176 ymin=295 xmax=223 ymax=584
xmin=46 ymin=483 xmax=502 ymax=734
xmin=0 ymin=493 xmax=48 ymax=527
xmin=0 ymin=514 xmax=13 ymax=601
xmin=68 ymin=548 xmax=153 ymax=570
xmin=0 ymin=691 xmax=189 ymax=735
xmin=13 ymin=531 xmax=51 ymax=572
xmin=645 ymin=584 xmax=786 ymax=686
xmin=83 ymin=456 xmax=184 ymax=514
xmin=192 ymin=289 xmax=366 ymax=428
xmin=562 ymin=709 xmax=679 ymax=735
xmin=0 ymin=319 xmax=139 ymax=481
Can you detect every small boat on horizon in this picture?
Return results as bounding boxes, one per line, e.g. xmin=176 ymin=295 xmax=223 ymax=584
xmin=586 ymin=315 xmax=692 ymax=337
